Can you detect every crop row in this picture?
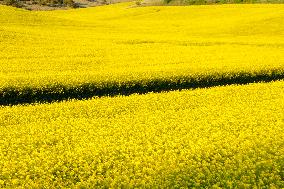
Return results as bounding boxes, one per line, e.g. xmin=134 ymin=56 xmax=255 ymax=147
xmin=1 ymin=69 xmax=284 ymax=105
xmin=1 ymin=4 xmax=284 ymax=104
xmin=0 ymin=81 xmax=283 ymax=188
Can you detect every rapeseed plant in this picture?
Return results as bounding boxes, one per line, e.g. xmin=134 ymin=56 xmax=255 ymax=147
xmin=0 ymin=81 xmax=283 ymax=187
xmin=0 ymin=3 xmax=283 ymax=187
xmin=0 ymin=3 xmax=283 ymax=103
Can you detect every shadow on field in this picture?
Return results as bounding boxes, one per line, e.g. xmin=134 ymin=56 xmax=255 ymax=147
xmin=1 ymin=70 xmax=284 ymax=106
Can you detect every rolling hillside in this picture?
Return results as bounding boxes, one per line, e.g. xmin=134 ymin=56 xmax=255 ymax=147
xmin=0 ymin=3 xmax=284 ymax=104
xmin=0 ymin=3 xmax=284 ymax=188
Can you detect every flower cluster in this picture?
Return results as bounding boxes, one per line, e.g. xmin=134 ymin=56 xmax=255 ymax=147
xmin=0 ymin=4 xmax=284 ymax=104
xmin=0 ymin=3 xmax=283 ymax=187
xmin=0 ymin=81 xmax=283 ymax=187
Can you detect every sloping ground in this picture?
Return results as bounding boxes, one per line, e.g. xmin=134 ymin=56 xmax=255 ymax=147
xmin=0 ymin=4 xmax=283 ymax=187
xmin=0 ymin=81 xmax=283 ymax=188
xmin=0 ymin=3 xmax=284 ymax=105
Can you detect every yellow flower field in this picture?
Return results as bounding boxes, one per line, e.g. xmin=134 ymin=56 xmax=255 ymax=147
xmin=0 ymin=3 xmax=284 ymax=104
xmin=0 ymin=2 xmax=284 ymax=187
xmin=0 ymin=81 xmax=283 ymax=188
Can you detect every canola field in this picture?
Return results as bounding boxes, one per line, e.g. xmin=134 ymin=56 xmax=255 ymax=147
xmin=0 ymin=2 xmax=284 ymax=188
xmin=0 ymin=81 xmax=284 ymax=188
xmin=0 ymin=3 xmax=284 ymax=104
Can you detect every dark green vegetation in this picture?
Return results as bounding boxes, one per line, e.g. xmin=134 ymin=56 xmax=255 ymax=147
xmin=1 ymin=69 xmax=284 ymax=106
